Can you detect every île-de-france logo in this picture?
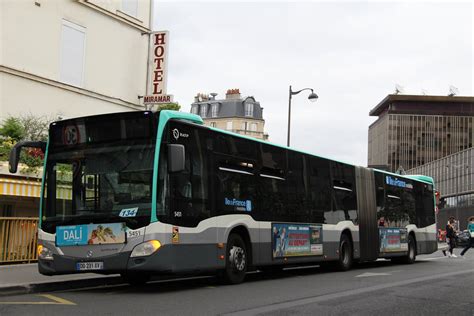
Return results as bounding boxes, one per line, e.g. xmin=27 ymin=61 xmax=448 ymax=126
xmin=172 ymin=128 xmax=189 ymax=140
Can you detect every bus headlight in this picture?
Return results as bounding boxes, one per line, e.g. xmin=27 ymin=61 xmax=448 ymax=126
xmin=38 ymin=245 xmax=54 ymax=260
xmin=130 ymin=240 xmax=162 ymax=257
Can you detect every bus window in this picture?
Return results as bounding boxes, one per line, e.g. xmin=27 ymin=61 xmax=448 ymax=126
xmin=329 ymin=162 xmax=358 ymax=224
xmin=286 ymin=152 xmax=309 ymax=222
xmin=307 ymin=156 xmax=331 ymax=224
xmin=257 ymin=144 xmax=287 ymax=221
xmin=166 ymin=122 xmax=210 ymax=227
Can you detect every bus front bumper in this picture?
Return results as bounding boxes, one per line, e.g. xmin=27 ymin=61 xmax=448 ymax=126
xmin=38 ymin=244 xmax=221 ymax=276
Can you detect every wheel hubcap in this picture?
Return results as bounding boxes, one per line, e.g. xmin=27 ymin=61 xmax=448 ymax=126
xmin=230 ymin=246 xmax=246 ymax=271
xmin=341 ymin=242 xmax=348 ymax=265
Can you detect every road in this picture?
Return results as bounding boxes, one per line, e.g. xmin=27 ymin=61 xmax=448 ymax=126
xmin=1 ymin=251 xmax=473 ymax=316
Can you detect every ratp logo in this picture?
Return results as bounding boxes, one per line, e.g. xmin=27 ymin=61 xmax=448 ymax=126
xmin=172 ymin=128 xmax=180 ymax=140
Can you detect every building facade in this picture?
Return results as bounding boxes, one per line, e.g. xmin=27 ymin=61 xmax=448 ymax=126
xmin=1 ymin=0 xmax=151 ymax=120
xmin=407 ymin=148 xmax=473 ymax=229
xmin=368 ymin=94 xmax=474 ymax=173
xmin=190 ymin=89 xmax=269 ymax=140
xmin=0 ymin=0 xmax=152 ymax=217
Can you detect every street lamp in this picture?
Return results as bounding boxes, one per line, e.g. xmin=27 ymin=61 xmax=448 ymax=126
xmin=287 ymin=85 xmax=318 ymax=147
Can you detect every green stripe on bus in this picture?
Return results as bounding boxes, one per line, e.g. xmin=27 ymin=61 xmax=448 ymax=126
xmin=39 ymin=139 xmax=50 ymax=227
xmin=151 ymin=110 xmax=203 ymax=223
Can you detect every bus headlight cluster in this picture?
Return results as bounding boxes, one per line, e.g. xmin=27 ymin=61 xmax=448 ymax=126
xmin=37 ymin=245 xmax=54 ymax=260
xmin=130 ymin=240 xmax=162 ymax=257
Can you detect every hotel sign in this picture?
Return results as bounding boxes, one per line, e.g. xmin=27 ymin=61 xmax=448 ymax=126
xmin=144 ymin=31 xmax=173 ymax=105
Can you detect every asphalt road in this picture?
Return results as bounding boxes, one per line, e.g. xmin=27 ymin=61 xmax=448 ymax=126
xmin=1 ymin=251 xmax=473 ymax=316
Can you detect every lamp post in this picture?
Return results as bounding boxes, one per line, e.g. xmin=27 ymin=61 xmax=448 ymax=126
xmin=287 ymin=85 xmax=318 ymax=147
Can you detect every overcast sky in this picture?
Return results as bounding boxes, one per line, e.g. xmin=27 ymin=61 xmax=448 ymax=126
xmin=153 ymin=1 xmax=473 ymax=167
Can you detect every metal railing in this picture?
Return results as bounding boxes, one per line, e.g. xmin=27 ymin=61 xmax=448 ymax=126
xmin=0 ymin=217 xmax=39 ymax=264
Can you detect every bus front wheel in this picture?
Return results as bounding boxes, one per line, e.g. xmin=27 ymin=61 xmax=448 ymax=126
xmin=403 ymin=235 xmax=416 ymax=264
xmin=220 ymin=233 xmax=248 ymax=284
xmin=337 ymin=234 xmax=353 ymax=271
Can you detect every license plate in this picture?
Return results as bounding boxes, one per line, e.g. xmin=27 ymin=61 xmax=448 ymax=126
xmin=76 ymin=262 xmax=104 ymax=271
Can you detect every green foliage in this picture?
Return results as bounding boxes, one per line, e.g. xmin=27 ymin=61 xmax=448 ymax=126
xmin=0 ymin=114 xmax=53 ymax=174
xmin=0 ymin=117 xmax=25 ymax=141
xmin=157 ymin=102 xmax=181 ymax=111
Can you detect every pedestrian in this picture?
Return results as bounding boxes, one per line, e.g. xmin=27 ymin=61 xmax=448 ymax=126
xmin=460 ymin=216 xmax=474 ymax=258
xmin=444 ymin=218 xmax=458 ymax=257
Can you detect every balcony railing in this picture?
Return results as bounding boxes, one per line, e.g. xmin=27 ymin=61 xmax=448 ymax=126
xmin=0 ymin=217 xmax=38 ymax=264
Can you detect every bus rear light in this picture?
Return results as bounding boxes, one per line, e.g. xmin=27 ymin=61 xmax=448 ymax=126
xmin=38 ymin=245 xmax=53 ymax=260
xmin=217 ymin=243 xmax=224 ymax=248
xmin=219 ymin=255 xmax=225 ymax=260
xmin=130 ymin=240 xmax=162 ymax=257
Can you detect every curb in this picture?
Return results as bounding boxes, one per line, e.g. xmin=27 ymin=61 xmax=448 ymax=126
xmin=0 ymin=276 xmax=124 ymax=297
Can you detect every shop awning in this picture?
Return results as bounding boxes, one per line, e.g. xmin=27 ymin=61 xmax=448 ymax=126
xmin=0 ymin=177 xmax=71 ymax=199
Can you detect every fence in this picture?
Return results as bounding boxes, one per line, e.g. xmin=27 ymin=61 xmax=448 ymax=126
xmin=0 ymin=217 xmax=39 ymax=264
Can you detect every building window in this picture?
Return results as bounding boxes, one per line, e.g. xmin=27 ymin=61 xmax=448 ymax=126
xmin=122 ymin=0 xmax=138 ymax=17
xmin=250 ymin=123 xmax=257 ymax=131
xmin=210 ymin=122 xmax=217 ymax=127
xmin=60 ymin=20 xmax=86 ymax=87
xmin=242 ymin=122 xmax=248 ymax=131
xmin=211 ymin=104 xmax=219 ymax=117
xmin=200 ymin=104 xmax=207 ymax=118
xmin=191 ymin=105 xmax=198 ymax=115
xmin=226 ymin=121 xmax=233 ymax=130
xmin=245 ymin=103 xmax=254 ymax=117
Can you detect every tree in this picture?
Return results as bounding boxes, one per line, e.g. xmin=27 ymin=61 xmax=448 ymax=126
xmin=0 ymin=117 xmax=25 ymax=141
xmin=0 ymin=113 xmax=55 ymax=173
xmin=156 ymin=102 xmax=181 ymax=111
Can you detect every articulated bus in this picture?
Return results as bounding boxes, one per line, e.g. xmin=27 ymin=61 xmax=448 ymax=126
xmin=10 ymin=110 xmax=438 ymax=284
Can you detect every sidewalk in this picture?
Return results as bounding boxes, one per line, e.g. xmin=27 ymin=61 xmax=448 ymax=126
xmin=0 ymin=263 xmax=123 ymax=296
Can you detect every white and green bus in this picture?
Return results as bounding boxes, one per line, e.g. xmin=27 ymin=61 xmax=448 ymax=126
xmin=9 ymin=110 xmax=438 ymax=284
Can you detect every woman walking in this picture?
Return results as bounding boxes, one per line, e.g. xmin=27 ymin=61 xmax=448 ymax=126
xmin=460 ymin=216 xmax=474 ymax=258
xmin=445 ymin=218 xmax=457 ymax=258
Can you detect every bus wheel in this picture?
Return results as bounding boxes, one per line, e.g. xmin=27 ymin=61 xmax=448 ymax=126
xmin=121 ymin=272 xmax=151 ymax=286
xmin=402 ymin=235 xmax=416 ymax=264
xmin=337 ymin=234 xmax=353 ymax=271
xmin=222 ymin=234 xmax=248 ymax=284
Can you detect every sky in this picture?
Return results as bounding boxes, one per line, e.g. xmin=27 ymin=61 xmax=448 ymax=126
xmin=153 ymin=1 xmax=473 ymax=167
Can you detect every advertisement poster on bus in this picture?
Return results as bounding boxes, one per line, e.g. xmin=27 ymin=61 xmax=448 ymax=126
xmin=272 ymin=223 xmax=323 ymax=258
xmin=56 ymin=223 xmax=126 ymax=246
xmin=379 ymin=227 xmax=408 ymax=252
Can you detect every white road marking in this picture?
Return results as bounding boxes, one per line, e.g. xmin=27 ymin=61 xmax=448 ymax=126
xmin=356 ymin=272 xmax=392 ymax=277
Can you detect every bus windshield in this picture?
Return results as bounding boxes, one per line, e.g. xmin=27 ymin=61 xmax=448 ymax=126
xmin=41 ymin=112 xmax=156 ymax=233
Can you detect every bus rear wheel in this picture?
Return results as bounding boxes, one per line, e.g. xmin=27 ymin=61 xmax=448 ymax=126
xmin=220 ymin=233 xmax=248 ymax=284
xmin=337 ymin=234 xmax=353 ymax=271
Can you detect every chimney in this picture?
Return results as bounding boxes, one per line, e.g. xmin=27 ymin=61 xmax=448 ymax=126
xmin=226 ymin=89 xmax=241 ymax=100
xmin=194 ymin=93 xmax=209 ymax=102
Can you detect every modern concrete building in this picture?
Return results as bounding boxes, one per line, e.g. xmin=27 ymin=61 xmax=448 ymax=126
xmin=1 ymin=0 xmax=152 ymax=121
xmin=368 ymin=94 xmax=474 ymax=173
xmin=0 ymin=0 xmax=153 ymax=217
xmin=407 ymin=148 xmax=473 ymax=230
xmin=190 ymin=89 xmax=269 ymax=140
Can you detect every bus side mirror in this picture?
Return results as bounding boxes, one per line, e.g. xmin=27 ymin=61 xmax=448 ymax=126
xmin=9 ymin=141 xmax=47 ymax=173
xmin=167 ymin=144 xmax=185 ymax=173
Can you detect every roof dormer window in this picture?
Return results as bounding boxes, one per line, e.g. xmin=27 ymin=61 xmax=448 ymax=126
xmin=245 ymin=103 xmax=254 ymax=117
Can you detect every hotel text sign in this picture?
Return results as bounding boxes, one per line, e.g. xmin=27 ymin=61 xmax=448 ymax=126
xmin=144 ymin=31 xmax=173 ymax=105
